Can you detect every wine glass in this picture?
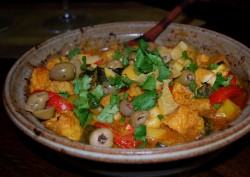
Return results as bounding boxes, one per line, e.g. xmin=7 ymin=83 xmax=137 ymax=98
xmin=43 ymin=0 xmax=92 ymax=34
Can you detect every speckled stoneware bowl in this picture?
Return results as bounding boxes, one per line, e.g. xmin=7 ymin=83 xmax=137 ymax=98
xmin=3 ymin=22 xmax=250 ymax=176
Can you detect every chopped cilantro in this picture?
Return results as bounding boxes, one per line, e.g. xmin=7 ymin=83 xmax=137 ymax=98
xmin=122 ymin=56 xmax=129 ymax=67
xmin=213 ymin=104 xmax=221 ymax=109
xmin=189 ymin=80 xmax=197 ymax=92
xmin=72 ymin=75 xmax=92 ymax=94
xmin=58 ymin=92 xmax=69 ymax=99
xmin=134 ymin=125 xmax=146 ymax=141
xmin=157 ymin=114 xmax=164 ymax=120
xmin=182 ymin=50 xmax=198 ymax=72
xmin=97 ymin=104 xmax=119 ymax=123
xmin=74 ymin=108 xmax=92 ymax=127
xmin=132 ymin=90 xmax=157 ymax=110
xmin=73 ymin=94 xmax=89 ymax=110
xmin=91 ymin=85 xmax=104 ymax=100
xmin=142 ymin=74 xmax=156 ymax=91
xmin=138 ymin=39 xmax=148 ymax=51
xmin=110 ymin=93 xmax=120 ymax=106
xmin=113 ymin=50 xmax=123 ymax=60
xmin=157 ymin=65 xmax=171 ymax=82
xmin=207 ymin=63 xmax=219 ymax=70
xmin=68 ymin=48 xmax=81 ymax=59
xmin=213 ymin=73 xmax=232 ymax=90
xmin=81 ymin=56 xmax=87 ymax=71
xmin=134 ymin=48 xmax=153 ymax=74
xmin=189 ymin=63 xmax=198 ymax=72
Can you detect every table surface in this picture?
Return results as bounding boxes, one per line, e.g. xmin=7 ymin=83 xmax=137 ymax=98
xmin=0 ymin=2 xmax=249 ymax=177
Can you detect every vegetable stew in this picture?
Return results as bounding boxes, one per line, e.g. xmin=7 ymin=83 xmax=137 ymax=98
xmin=25 ymin=39 xmax=247 ymax=148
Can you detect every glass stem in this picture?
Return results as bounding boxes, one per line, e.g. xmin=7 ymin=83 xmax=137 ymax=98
xmin=62 ymin=0 xmax=71 ymax=20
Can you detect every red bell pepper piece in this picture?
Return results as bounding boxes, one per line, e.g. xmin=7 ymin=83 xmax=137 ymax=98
xmin=33 ymin=90 xmax=74 ymax=111
xmin=94 ymin=122 xmax=143 ymax=148
xmin=210 ymin=85 xmax=245 ymax=105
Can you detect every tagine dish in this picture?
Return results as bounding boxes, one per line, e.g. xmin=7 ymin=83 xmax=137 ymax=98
xmin=24 ymin=38 xmax=247 ymax=149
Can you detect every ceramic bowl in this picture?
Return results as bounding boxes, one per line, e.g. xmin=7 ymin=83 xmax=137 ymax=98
xmin=3 ymin=22 xmax=250 ymax=176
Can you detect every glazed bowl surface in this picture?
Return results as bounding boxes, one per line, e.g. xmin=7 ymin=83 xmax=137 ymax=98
xmin=3 ymin=22 xmax=250 ymax=166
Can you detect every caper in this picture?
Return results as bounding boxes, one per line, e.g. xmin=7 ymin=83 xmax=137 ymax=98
xmin=49 ymin=62 xmax=75 ymax=81
xmin=130 ymin=110 xmax=150 ymax=128
xmin=89 ymin=128 xmax=114 ymax=148
xmin=175 ymin=70 xmax=195 ymax=86
xmin=25 ymin=92 xmax=49 ymax=112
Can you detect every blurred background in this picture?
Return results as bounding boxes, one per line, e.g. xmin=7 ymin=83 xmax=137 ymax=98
xmin=0 ymin=0 xmax=250 ymax=59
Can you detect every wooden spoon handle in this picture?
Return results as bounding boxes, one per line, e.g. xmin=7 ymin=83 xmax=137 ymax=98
xmin=129 ymin=0 xmax=196 ymax=45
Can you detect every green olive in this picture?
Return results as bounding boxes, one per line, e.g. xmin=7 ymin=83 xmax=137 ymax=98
xmin=89 ymin=128 xmax=114 ymax=148
xmin=70 ymin=58 xmax=82 ymax=78
xmin=25 ymin=92 xmax=49 ymax=112
xmin=32 ymin=107 xmax=55 ymax=120
xmin=49 ymin=62 xmax=75 ymax=81
xmin=130 ymin=110 xmax=150 ymax=128
xmin=106 ymin=60 xmax=123 ymax=69
xmin=175 ymin=70 xmax=195 ymax=86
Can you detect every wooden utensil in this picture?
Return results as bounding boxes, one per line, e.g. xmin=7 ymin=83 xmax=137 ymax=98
xmin=128 ymin=0 xmax=196 ymax=46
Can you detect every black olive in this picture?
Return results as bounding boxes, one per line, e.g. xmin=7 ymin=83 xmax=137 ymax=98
xmin=96 ymin=67 xmax=107 ymax=84
xmin=155 ymin=142 xmax=167 ymax=148
xmin=197 ymin=83 xmax=213 ymax=98
xmin=130 ymin=110 xmax=150 ymax=128
xmin=119 ymin=100 xmax=134 ymax=117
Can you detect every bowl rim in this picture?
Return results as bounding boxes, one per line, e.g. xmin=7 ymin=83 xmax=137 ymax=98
xmin=3 ymin=21 xmax=250 ymax=164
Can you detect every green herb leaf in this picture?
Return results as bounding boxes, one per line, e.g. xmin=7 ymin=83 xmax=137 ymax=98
xmin=134 ymin=125 xmax=146 ymax=141
xmin=157 ymin=65 xmax=171 ymax=82
xmin=189 ymin=80 xmax=197 ymax=92
xmin=207 ymin=63 xmax=219 ymax=70
xmin=58 ymin=92 xmax=69 ymax=99
xmin=142 ymin=74 xmax=156 ymax=91
xmin=132 ymin=90 xmax=157 ymax=110
xmin=81 ymin=56 xmax=87 ymax=71
xmin=74 ymin=108 xmax=92 ymax=127
xmin=113 ymin=50 xmax=123 ymax=60
xmin=157 ymin=114 xmax=164 ymax=120
xmin=68 ymin=48 xmax=81 ymax=59
xmin=91 ymin=85 xmax=104 ymax=100
xmin=72 ymin=75 xmax=92 ymax=94
xmin=97 ymin=104 xmax=119 ymax=123
xmin=213 ymin=73 xmax=232 ymax=90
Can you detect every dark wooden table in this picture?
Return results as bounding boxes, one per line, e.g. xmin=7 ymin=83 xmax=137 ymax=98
xmin=0 ymin=1 xmax=249 ymax=177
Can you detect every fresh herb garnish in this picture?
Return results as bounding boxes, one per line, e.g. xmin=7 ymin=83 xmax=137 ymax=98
xmin=132 ymin=90 xmax=157 ymax=110
xmin=213 ymin=73 xmax=233 ymax=90
xmin=68 ymin=48 xmax=81 ymax=59
xmin=134 ymin=125 xmax=146 ymax=141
